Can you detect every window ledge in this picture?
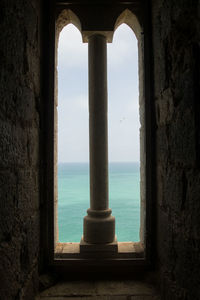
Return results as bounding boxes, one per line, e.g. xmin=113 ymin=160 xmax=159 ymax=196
xmin=55 ymin=242 xmax=144 ymax=259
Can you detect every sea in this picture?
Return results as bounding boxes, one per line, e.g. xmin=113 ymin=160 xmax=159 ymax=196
xmin=58 ymin=162 xmax=140 ymax=242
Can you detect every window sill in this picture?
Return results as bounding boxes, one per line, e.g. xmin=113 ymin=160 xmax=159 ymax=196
xmin=51 ymin=242 xmax=149 ymax=272
xmin=55 ymin=242 xmax=144 ymax=259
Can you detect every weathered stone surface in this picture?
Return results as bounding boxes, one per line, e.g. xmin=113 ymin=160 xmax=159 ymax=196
xmin=130 ymin=297 xmax=160 ymax=300
xmin=37 ymin=297 xmax=159 ymax=300
xmin=95 ymin=280 xmax=158 ymax=296
xmin=152 ymin=0 xmax=200 ymax=299
xmin=36 ymin=295 xmax=160 ymax=300
xmin=37 ymin=297 xmax=128 ymax=300
xmin=0 ymin=0 xmax=41 ymax=299
xmin=36 ymin=280 xmax=159 ymax=299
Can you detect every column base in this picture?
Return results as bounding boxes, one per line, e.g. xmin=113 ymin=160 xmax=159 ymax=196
xmin=80 ymin=236 xmax=118 ymax=253
xmin=82 ymin=208 xmax=116 ymax=244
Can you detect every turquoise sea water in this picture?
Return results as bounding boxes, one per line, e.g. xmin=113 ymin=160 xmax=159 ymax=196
xmin=58 ymin=162 xmax=140 ymax=242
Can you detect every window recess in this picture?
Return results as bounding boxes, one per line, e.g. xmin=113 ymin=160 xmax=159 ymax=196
xmin=44 ymin=1 xmax=154 ymax=272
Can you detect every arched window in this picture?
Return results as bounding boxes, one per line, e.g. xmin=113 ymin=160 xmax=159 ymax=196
xmin=57 ymin=24 xmax=89 ymax=243
xmin=108 ymin=24 xmax=140 ymax=242
xmin=43 ymin=3 xmax=154 ymax=271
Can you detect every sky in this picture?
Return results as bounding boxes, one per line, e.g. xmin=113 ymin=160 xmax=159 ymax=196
xmin=57 ymin=24 xmax=140 ymax=163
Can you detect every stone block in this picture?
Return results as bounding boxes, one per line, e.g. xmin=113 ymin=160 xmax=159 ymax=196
xmin=16 ymin=168 xmax=39 ymax=217
xmin=169 ymin=109 xmax=196 ymax=167
xmin=0 ymin=170 xmax=17 ymax=242
xmin=95 ymin=281 xmax=158 ymax=296
xmin=37 ymin=297 xmax=127 ymax=300
xmin=17 ymin=86 xmax=36 ymax=123
xmin=156 ymin=126 xmax=169 ymax=163
xmin=0 ymin=237 xmax=21 ymax=299
xmin=80 ymin=236 xmax=118 ymax=253
xmin=0 ymin=122 xmax=28 ymax=167
xmin=21 ymin=265 xmax=39 ymax=300
xmin=163 ymin=166 xmax=184 ymax=212
xmin=130 ymin=297 xmax=160 ymax=300
xmin=155 ymin=88 xmax=174 ymax=126
xmin=38 ymin=280 xmax=159 ymax=298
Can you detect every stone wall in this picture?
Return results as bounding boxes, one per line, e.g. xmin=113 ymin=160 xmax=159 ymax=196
xmin=0 ymin=0 xmax=200 ymax=299
xmin=152 ymin=0 xmax=200 ymax=299
xmin=0 ymin=0 xmax=41 ymax=299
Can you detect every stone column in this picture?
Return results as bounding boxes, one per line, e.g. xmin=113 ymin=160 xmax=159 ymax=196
xmin=80 ymin=34 xmax=117 ymax=251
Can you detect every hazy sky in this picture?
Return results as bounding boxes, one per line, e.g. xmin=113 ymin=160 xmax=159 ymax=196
xmin=57 ymin=24 xmax=140 ymax=163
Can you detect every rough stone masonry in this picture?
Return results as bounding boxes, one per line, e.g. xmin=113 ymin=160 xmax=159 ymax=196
xmin=0 ymin=0 xmax=200 ymax=299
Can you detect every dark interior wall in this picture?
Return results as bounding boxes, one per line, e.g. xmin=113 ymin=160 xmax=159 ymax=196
xmin=0 ymin=0 xmax=200 ymax=299
xmin=152 ymin=0 xmax=200 ymax=299
xmin=0 ymin=0 xmax=41 ymax=299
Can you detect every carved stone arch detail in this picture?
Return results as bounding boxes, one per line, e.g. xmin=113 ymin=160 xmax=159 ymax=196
xmin=55 ymin=9 xmax=82 ymax=87
xmin=114 ymin=9 xmax=142 ymax=40
xmin=56 ymin=9 xmax=82 ymax=39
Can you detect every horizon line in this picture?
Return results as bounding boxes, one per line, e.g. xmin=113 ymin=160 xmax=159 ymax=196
xmin=58 ymin=161 xmax=140 ymax=164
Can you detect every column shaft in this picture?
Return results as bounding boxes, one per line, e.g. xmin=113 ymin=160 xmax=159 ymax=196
xmin=89 ymin=34 xmax=108 ymax=211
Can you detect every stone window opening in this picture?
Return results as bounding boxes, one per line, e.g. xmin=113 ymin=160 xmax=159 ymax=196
xmin=44 ymin=4 xmax=154 ymax=271
xmin=56 ymin=21 xmax=140 ymax=245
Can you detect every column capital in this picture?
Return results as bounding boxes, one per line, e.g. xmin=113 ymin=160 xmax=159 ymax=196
xmin=82 ymin=31 xmax=114 ymax=43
